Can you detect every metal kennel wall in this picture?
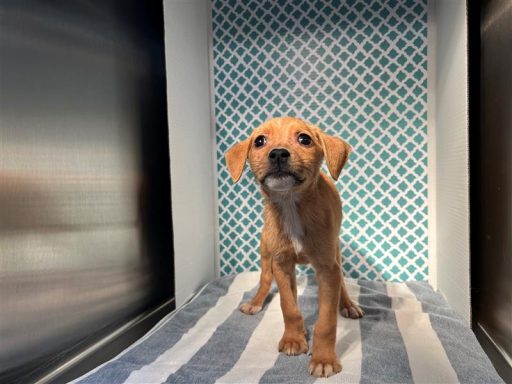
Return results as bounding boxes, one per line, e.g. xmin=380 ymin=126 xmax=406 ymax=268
xmin=0 ymin=1 xmax=174 ymax=382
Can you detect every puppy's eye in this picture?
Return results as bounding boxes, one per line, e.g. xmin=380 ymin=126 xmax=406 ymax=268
xmin=297 ymin=133 xmax=312 ymax=146
xmin=254 ymin=135 xmax=267 ymax=148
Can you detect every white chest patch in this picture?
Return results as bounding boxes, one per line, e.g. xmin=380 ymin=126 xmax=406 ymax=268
xmin=276 ymin=196 xmax=304 ymax=254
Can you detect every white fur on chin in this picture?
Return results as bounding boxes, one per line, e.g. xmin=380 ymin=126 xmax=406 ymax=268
xmin=264 ymin=175 xmax=296 ymax=192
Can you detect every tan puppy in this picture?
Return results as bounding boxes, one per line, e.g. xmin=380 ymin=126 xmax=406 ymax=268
xmin=225 ymin=117 xmax=363 ymax=378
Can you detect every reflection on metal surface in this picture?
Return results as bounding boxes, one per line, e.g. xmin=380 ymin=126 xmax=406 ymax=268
xmin=1 ymin=268 xmax=149 ymax=368
xmin=0 ymin=0 xmax=173 ymax=378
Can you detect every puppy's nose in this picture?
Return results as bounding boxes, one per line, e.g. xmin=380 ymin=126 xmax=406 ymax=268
xmin=268 ymin=148 xmax=290 ymax=166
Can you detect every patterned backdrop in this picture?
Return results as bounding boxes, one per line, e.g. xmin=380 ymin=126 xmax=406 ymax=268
xmin=213 ymin=0 xmax=428 ymax=281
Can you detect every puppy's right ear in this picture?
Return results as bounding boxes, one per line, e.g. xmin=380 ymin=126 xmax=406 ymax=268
xmin=225 ymin=139 xmax=251 ymax=183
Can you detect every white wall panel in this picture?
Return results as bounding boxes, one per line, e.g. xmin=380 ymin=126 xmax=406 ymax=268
xmin=164 ymin=0 xmax=215 ymax=306
xmin=434 ymin=0 xmax=470 ymax=324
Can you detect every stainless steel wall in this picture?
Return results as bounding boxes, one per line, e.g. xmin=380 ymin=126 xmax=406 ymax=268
xmin=0 ymin=0 xmax=173 ymax=379
xmin=472 ymin=0 xmax=512 ymax=379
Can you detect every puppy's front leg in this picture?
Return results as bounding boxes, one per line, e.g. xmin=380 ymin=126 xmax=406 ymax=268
xmin=272 ymin=257 xmax=308 ymax=356
xmin=310 ymin=264 xmax=342 ymax=378
xmin=240 ymin=254 xmax=272 ymax=315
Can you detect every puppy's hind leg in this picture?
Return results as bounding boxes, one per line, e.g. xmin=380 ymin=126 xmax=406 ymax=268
xmin=240 ymin=255 xmax=272 ymax=315
xmin=339 ymin=276 xmax=364 ymax=319
xmin=337 ymin=248 xmax=364 ymax=319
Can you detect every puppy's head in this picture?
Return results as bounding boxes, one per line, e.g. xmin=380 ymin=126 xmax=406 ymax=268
xmin=225 ymin=117 xmax=351 ymax=193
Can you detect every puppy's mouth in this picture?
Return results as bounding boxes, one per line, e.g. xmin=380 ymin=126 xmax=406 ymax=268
xmin=261 ymin=170 xmax=304 ymax=192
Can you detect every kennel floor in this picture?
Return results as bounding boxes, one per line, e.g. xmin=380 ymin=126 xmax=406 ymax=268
xmin=72 ymin=272 xmax=503 ymax=383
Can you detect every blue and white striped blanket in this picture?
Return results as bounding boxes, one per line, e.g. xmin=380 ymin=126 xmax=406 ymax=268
xmin=74 ymin=272 xmax=503 ymax=383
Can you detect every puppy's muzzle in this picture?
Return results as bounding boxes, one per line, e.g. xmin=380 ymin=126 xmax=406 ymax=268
xmin=263 ymin=148 xmax=304 ymax=191
xmin=268 ymin=148 xmax=290 ymax=168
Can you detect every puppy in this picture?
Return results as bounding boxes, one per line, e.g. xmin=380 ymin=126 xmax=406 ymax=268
xmin=225 ymin=117 xmax=363 ymax=378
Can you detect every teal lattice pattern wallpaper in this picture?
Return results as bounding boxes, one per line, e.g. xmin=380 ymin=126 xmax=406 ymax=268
xmin=213 ymin=0 xmax=428 ymax=281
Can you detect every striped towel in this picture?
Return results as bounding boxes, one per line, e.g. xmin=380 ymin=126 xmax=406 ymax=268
xmin=73 ymin=272 xmax=503 ymax=384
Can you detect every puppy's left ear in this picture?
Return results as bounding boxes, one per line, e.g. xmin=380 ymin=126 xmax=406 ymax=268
xmin=316 ymin=130 xmax=352 ymax=180
xmin=225 ymin=138 xmax=251 ymax=183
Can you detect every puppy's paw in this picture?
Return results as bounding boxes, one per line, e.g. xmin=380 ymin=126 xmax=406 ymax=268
xmin=309 ymin=356 xmax=342 ymax=378
xmin=239 ymin=303 xmax=262 ymax=315
xmin=278 ymin=334 xmax=308 ymax=356
xmin=341 ymin=302 xmax=364 ymax=319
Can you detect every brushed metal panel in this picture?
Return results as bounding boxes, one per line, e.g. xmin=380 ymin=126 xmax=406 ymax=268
xmin=475 ymin=0 xmax=512 ymax=368
xmin=0 ymin=0 xmax=173 ymax=376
